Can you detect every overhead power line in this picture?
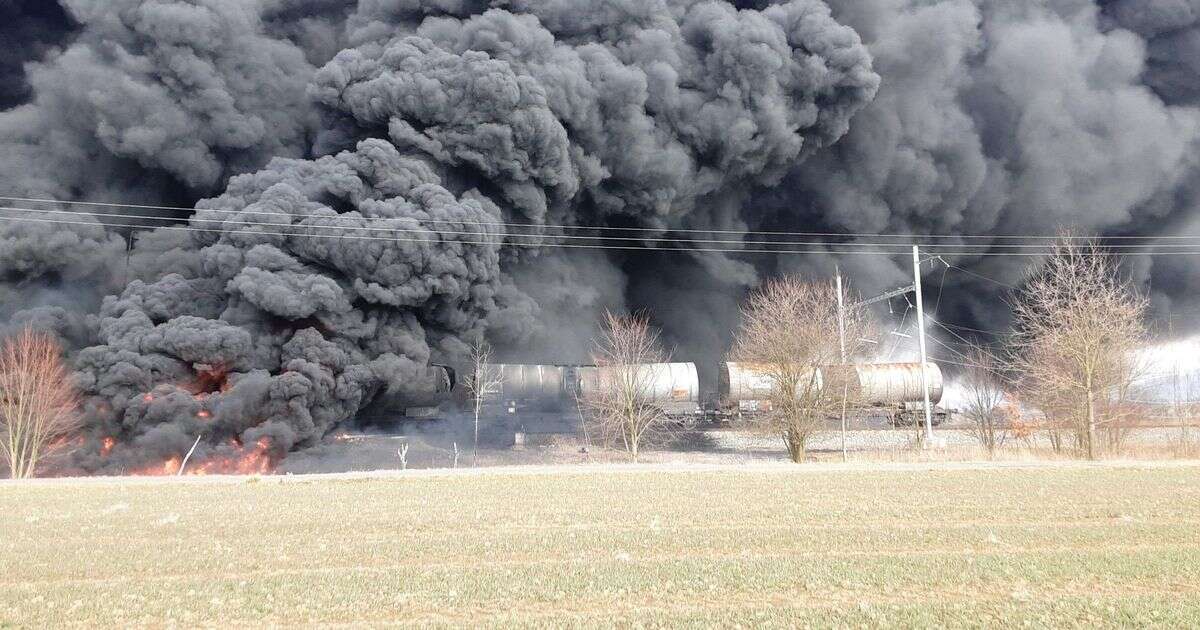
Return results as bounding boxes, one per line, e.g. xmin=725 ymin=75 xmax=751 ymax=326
xmin=7 ymin=203 xmax=1200 ymax=257
xmin=4 ymin=194 xmax=1199 ymax=242
xmin=3 ymin=203 xmax=1125 ymax=250
xmin=934 ymin=320 xmax=1008 ymax=336
xmin=930 ymin=318 xmax=1008 ymax=365
xmin=9 ymin=211 xmax=1200 ymax=257
xmin=945 ymin=263 xmax=1018 ymax=289
xmin=0 ymin=213 xmax=1036 ymax=256
xmin=926 ymin=355 xmax=993 ymax=370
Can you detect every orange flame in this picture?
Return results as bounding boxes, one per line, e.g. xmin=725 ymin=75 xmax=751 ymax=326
xmin=101 ymin=437 xmax=116 ymax=456
xmin=162 ymin=456 xmax=182 ymax=475
xmin=128 ymin=437 xmax=275 ymax=477
xmin=190 ymin=364 xmax=231 ymax=395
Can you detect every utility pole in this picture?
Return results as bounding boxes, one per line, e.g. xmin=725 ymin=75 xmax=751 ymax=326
xmin=835 ymin=267 xmax=848 ymax=461
xmin=912 ymin=245 xmax=934 ymax=444
xmin=836 ymin=267 xmax=846 ymax=362
xmin=123 ymin=228 xmax=135 ymax=287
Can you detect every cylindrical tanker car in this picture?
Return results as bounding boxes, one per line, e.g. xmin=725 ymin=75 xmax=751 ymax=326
xmin=358 ymin=364 xmax=457 ymax=421
xmin=576 ymin=363 xmax=699 ymax=402
xmin=360 ymin=360 xmax=948 ymax=427
xmin=716 ymin=361 xmax=947 ymax=426
xmin=484 ymin=362 xmax=703 ymax=420
xmin=720 ymin=362 xmax=824 ymax=414
xmin=488 ymin=363 xmax=573 ymax=410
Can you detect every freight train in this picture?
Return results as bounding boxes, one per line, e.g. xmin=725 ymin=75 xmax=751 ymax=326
xmin=719 ymin=361 xmax=947 ymax=425
xmin=360 ymin=360 xmax=948 ymax=427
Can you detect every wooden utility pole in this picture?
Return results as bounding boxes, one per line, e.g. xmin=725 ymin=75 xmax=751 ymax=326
xmin=836 ymin=267 xmax=847 ymax=362
xmin=836 ymin=267 xmax=848 ymax=461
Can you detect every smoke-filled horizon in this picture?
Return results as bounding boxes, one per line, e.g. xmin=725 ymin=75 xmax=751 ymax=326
xmin=1 ymin=0 xmax=1197 ymax=472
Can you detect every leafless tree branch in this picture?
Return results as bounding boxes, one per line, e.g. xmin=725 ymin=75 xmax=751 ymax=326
xmin=1011 ymin=235 xmax=1149 ymax=459
xmin=960 ymin=345 xmax=1009 ymax=457
xmin=580 ymin=311 xmax=668 ymax=462
xmin=464 ymin=335 xmax=503 ymax=465
xmin=0 ymin=326 xmax=82 ymax=479
xmin=730 ymin=277 xmax=875 ymax=462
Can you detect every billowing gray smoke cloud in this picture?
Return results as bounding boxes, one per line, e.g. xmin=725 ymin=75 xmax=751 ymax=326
xmin=0 ymin=0 xmax=318 ymax=199
xmin=8 ymin=0 xmax=1200 ymax=472
xmin=0 ymin=1 xmax=74 ymax=110
xmin=320 ymin=2 xmax=879 ymax=222
xmin=0 ymin=0 xmax=326 ymax=383
xmin=0 ymin=0 xmax=877 ymax=471
xmin=1104 ymin=0 xmax=1200 ymax=105
xmin=72 ymin=138 xmax=507 ymax=469
xmin=730 ymin=0 xmax=1200 ymax=338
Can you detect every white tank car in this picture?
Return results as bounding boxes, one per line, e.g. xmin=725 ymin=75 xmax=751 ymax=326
xmin=489 ymin=364 xmax=570 ymax=402
xmin=578 ymin=362 xmax=701 ymax=421
xmin=840 ymin=362 xmax=943 ymax=406
xmin=826 ymin=362 xmax=946 ymax=426
xmin=717 ymin=361 xmax=946 ymax=425
xmin=485 ymin=362 xmax=702 ymax=420
xmin=719 ymin=362 xmax=823 ymax=413
xmin=576 ymin=362 xmax=699 ymax=404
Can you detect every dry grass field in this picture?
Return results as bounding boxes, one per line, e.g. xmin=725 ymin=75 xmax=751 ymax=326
xmin=3 ymin=463 xmax=1200 ymax=628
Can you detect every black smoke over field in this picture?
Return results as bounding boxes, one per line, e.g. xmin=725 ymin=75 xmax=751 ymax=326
xmin=2 ymin=0 xmax=1199 ymax=472
xmin=0 ymin=0 xmax=880 ymax=472
xmin=730 ymin=0 xmax=1200 ymax=335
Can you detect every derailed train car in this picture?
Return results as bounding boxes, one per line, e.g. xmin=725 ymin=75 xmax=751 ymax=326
xmin=717 ymin=361 xmax=947 ymax=426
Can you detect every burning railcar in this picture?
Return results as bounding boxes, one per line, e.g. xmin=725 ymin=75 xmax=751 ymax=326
xmin=356 ymin=364 xmax=457 ymax=422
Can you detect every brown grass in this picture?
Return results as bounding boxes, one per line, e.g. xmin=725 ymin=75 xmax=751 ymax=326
xmin=2 ymin=463 xmax=1199 ymax=627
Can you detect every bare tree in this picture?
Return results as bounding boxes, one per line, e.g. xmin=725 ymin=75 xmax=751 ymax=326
xmin=1012 ymin=237 xmax=1148 ymax=460
xmin=960 ymin=346 xmax=1009 ymax=457
xmin=0 ymin=326 xmax=82 ymax=479
xmin=580 ymin=311 xmax=667 ymax=462
xmin=730 ymin=277 xmax=873 ymax=463
xmin=463 ymin=335 xmax=503 ymax=465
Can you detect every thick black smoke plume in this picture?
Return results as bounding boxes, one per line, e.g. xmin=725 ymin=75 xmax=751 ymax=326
xmin=1 ymin=0 xmax=880 ymax=472
xmin=2 ymin=0 xmax=1199 ymax=472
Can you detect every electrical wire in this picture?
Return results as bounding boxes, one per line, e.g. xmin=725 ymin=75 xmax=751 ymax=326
xmin=931 ymin=260 xmax=949 ymax=318
xmin=883 ymin=304 xmax=912 ymax=362
xmin=9 ymin=203 xmax=1200 ymax=252
xmin=930 ymin=318 xmax=1009 ymax=366
xmin=8 ymin=210 xmax=1200 ymax=258
xmin=935 ymin=321 xmax=1007 ymax=336
xmin=0 ymin=212 xmax=1091 ymax=257
xmin=6 ymin=193 xmax=1200 ymax=242
xmin=927 ymin=356 xmax=994 ymax=370
xmin=927 ymin=334 xmax=995 ymax=370
xmin=946 ymin=263 xmax=1018 ymax=289
xmin=0 ymin=204 xmax=1094 ymax=250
